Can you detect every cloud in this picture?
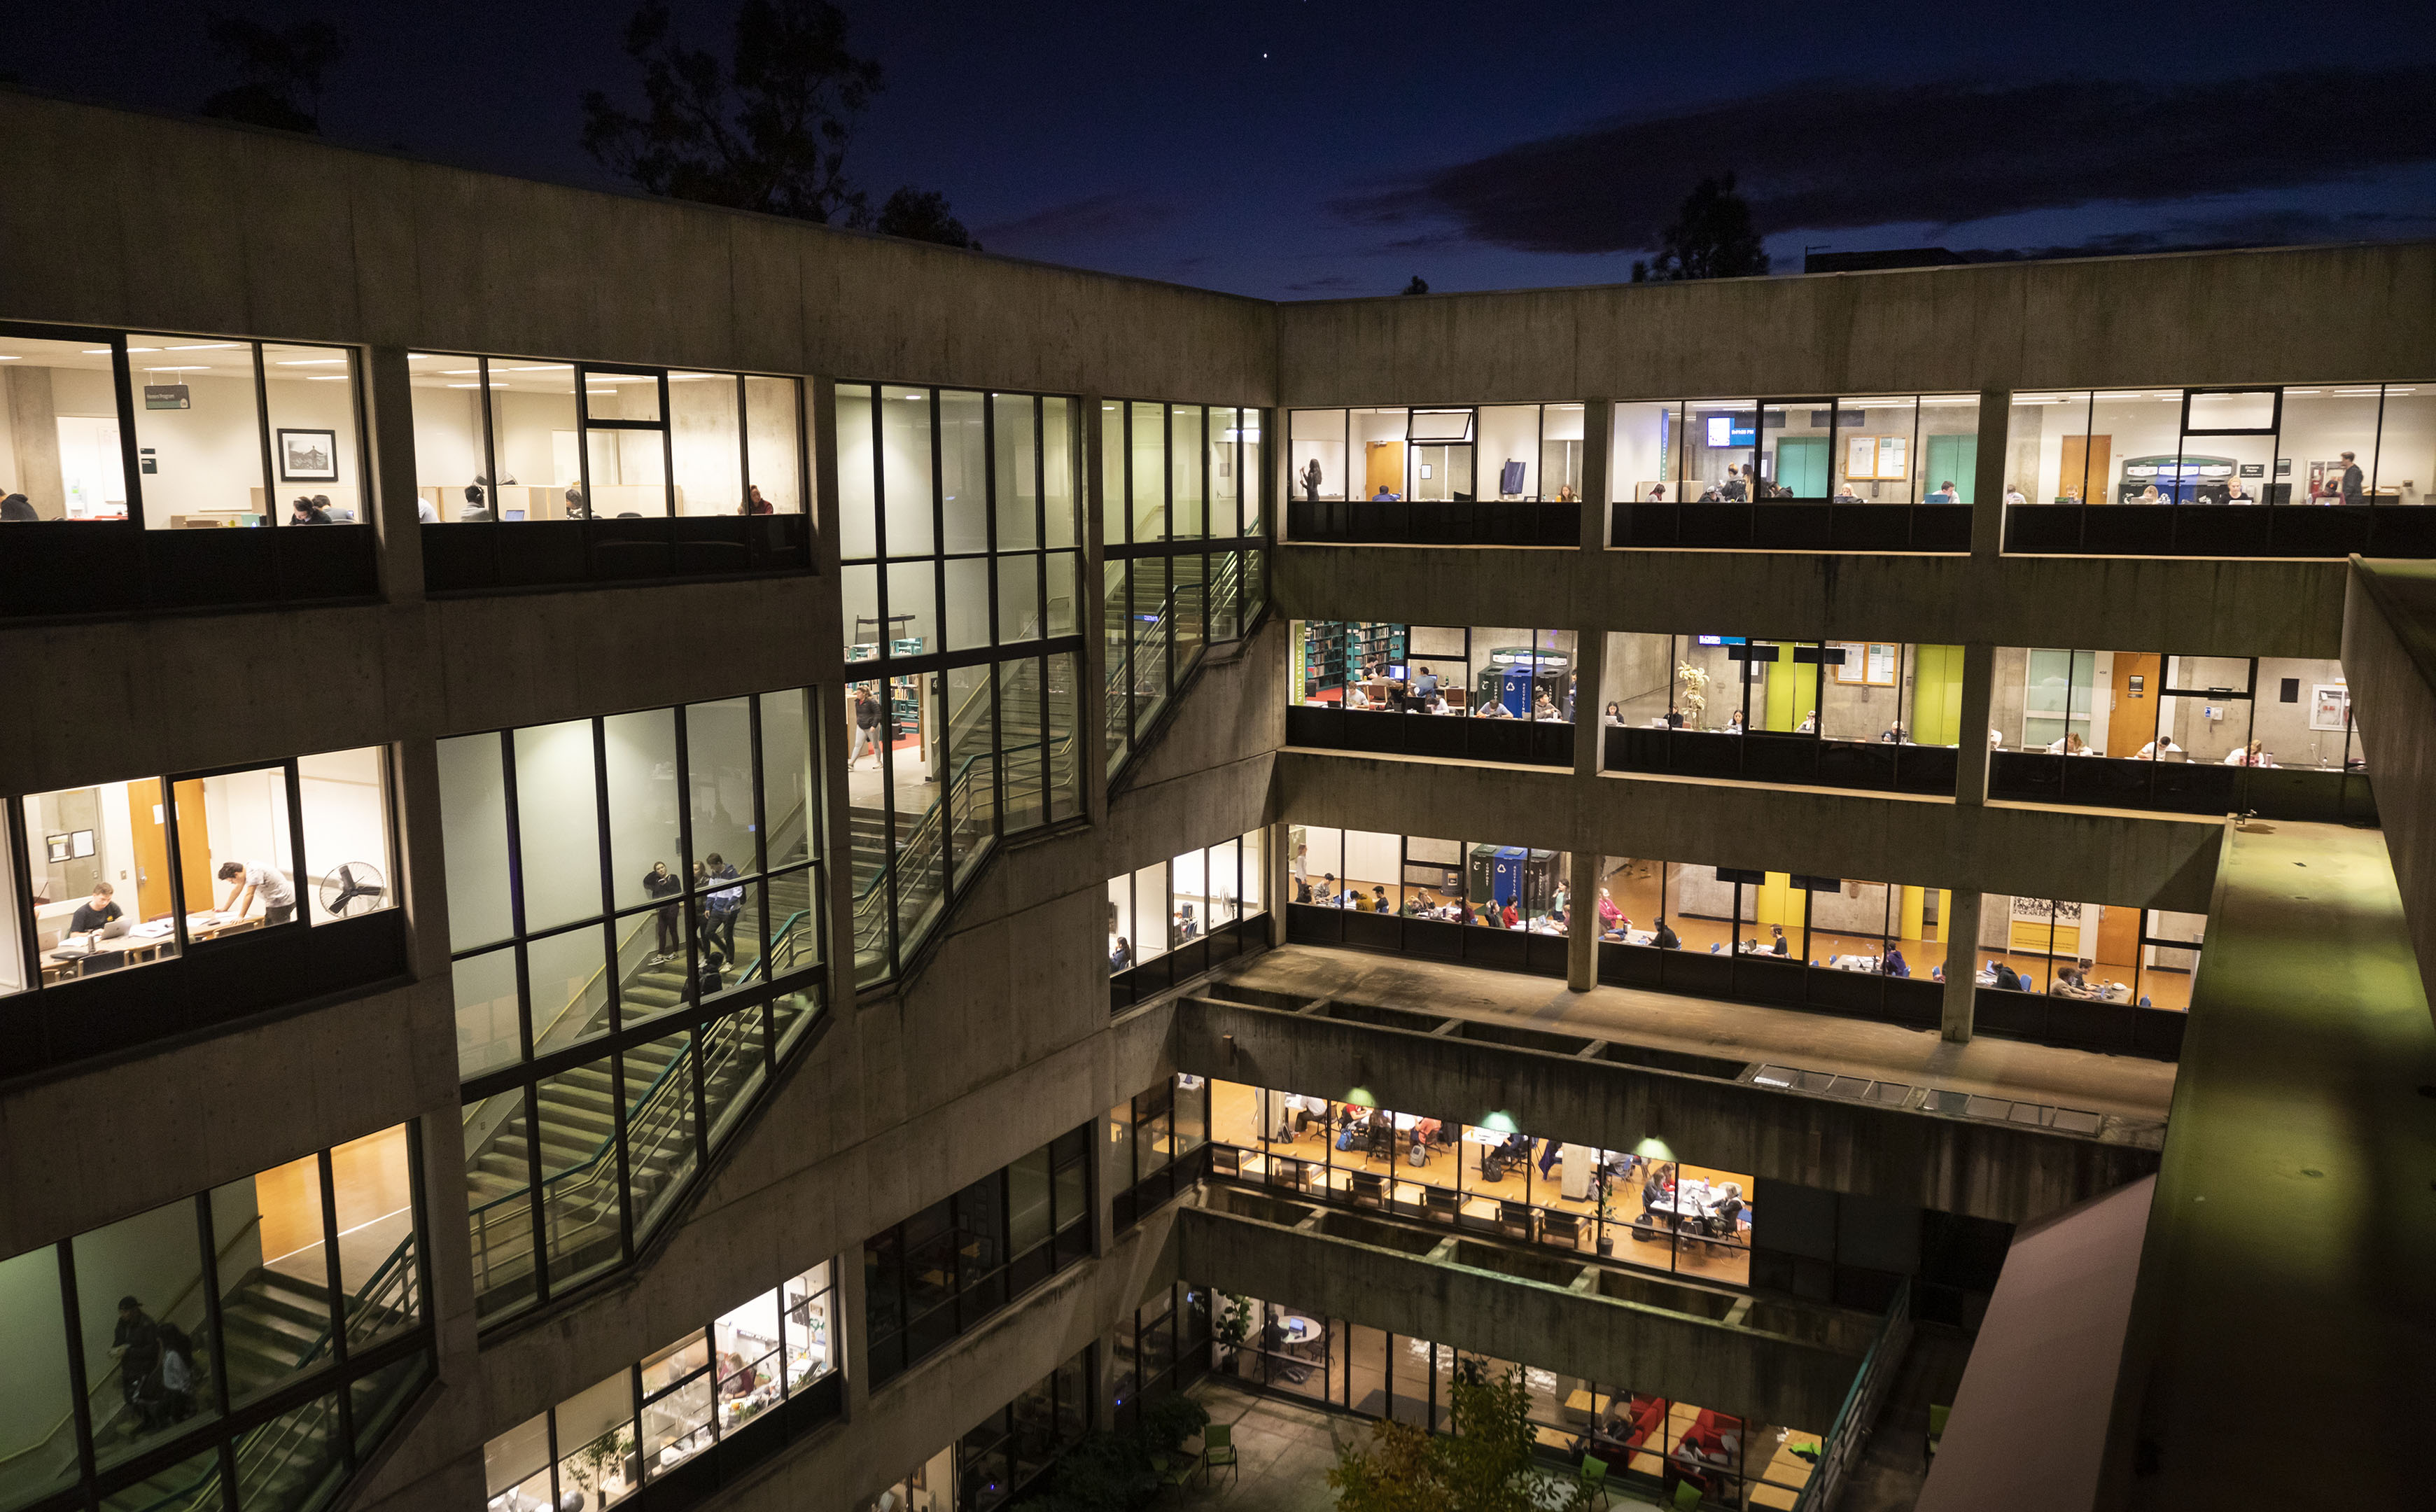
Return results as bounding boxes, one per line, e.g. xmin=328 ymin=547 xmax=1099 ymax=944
xmin=974 ymin=191 xmax=1176 ymax=248
xmin=1284 ymin=274 xmax=1361 ymax=292
xmin=1343 ymin=66 xmax=2436 ymax=255
xmin=1962 ymin=206 xmax=2436 ymax=261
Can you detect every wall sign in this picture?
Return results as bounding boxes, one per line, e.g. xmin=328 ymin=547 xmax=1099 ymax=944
xmin=143 ymin=384 xmax=191 ymax=410
xmin=2310 ymin=683 xmax=2351 ymax=732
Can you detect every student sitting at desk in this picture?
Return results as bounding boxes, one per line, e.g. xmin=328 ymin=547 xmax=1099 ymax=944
xmin=1795 ymin=708 xmax=1817 ymax=734
xmin=1110 ymin=936 xmax=1131 ymax=972
xmin=1926 ymin=480 xmax=1960 ymax=504
xmin=2004 ymin=483 xmax=2027 ymax=506
xmin=1476 ymin=699 xmax=1513 ymax=718
xmin=1344 ymin=684 xmax=1371 ymax=709
xmin=288 ymin=495 xmax=330 ymax=524
xmin=64 ymin=883 xmax=125 ymax=944
xmin=2225 ymin=739 xmax=2273 ymax=766
xmin=1884 ymin=945 xmax=1911 ymax=977
xmin=1422 ymin=691 xmax=1450 ymax=715
xmin=1833 ymin=484 xmax=1863 ymax=503
xmin=1533 ymin=690 xmax=1560 ymax=720
xmin=1371 ymin=484 xmax=1401 ymax=502
xmin=2134 ymin=735 xmax=2183 ymax=760
xmin=1769 ymin=924 xmax=1788 ymax=956
xmin=2223 ymin=478 xmax=2256 ymax=504
xmin=1652 ymin=917 xmax=1681 ymax=950
xmin=1725 ymin=710 xmax=1745 ymax=734
xmin=2047 ymin=732 xmax=2091 ymax=755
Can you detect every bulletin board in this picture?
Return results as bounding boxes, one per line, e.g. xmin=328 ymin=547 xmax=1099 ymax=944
xmin=1830 ymin=642 xmax=1898 ymax=685
xmin=1844 ymin=435 xmax=1909 ymax=481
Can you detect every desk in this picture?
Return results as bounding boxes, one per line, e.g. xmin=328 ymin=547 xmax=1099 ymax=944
xmin=1564 ymin=1389 xmax=1617 ymax=1420
xmin=1749 ymin=1441 xmax=1819 ymax=1508
xmin=41 ymin=913 xmax=260 ymax=983
xmin=1828 ymin=954 xmax=1882 ymax=974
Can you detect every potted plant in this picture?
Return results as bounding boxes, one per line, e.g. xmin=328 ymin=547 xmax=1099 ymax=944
xmin=1217 ymin=1293 xmax=1254 ymax=1376
xmin=565 ymin=1425 xmax=636 ymax=1509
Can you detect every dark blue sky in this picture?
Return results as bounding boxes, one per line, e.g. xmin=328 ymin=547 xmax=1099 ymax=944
xmin=17 ymin=0 xmax=2436 ymax=298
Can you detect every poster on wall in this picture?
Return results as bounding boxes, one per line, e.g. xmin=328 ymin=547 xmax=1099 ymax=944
xmin=1865 ymin=643 xmax=1898 ymax=686
xmin=1874 ymin=435 xmax=1908 ymax=481
xmin=276 ymin=428 xmax=340 ymax=483
xmin=2310 ymin=683 xmax=2351 ymax=732
xmin=1830 ymin=640 xmax=1869 ymax=683
xmin=1844 ymin=434 xmax=1879 ymax=480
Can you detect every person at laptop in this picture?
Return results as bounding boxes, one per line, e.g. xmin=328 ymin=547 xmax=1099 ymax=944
xmin=2134 ymin=734 xmax=2183 ymax=760
xmin=214 ymin=859 xmax=297 ymax=927
xmin=66 ymin=882 xmax=125 ymax=943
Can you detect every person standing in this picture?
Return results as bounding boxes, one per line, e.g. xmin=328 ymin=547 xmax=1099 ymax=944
xmin=214 ymin=859 xmax=295 ymax=927
xmin=1301 ymin=458 xmax=1322 ymax=503
xmin=2339 ymin=450 xmax=2365 ymax=505
xmin=850 ymin=685 xmax=883 ymax=770
xmin=643 ymin=862 xmax=682 ymax=962
xmin=703 ymin=853 xmax=742 ymax=960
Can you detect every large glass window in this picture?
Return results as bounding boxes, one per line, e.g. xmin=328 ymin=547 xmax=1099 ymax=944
xmin=1106 ymin=828 xmax=1273 ymax=977
xmin=1973 ymin=897 xmax=2206 ymax=1012
xmin=482 ymin=1261 xmax=839 ymax=1512
xmin=1 ymin=1124 xmax=432 ymax=1512
xmin=837 ymin=383 xmax=1086 ymax=986
xmin=440 ymin=691 xmax=825 ymax=1326
xmin=862 ymin=1127 xmax=1091 ymax=1387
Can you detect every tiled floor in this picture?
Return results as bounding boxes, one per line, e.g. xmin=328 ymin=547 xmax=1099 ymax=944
xmin=1179 ymin=1378 xmax=1678 ymax=1511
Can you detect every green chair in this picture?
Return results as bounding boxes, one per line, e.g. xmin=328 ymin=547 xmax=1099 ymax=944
xmin=1672 ymin=1480 xmax=1704 ymax=1511
xmin=1927 ymin=1403 xmax=1950 ymax=1467
xmin=1577 ymin=1453 xmax=1609 ymax=1511
xmin=1152 ymin=1452 xmax=1196 ymax=1494
xmin=1203 ymin=1422 xmax=1239 ymax=1485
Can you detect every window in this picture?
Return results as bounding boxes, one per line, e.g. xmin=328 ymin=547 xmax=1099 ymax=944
xmin=10 ymin=747 xmax=395 ymax=1011
xmin=1105 ymin=828 xmax=1272 ymax=988
xmin=862 ymin=1127 xmax=1091 ymax=1387
xmin=1 ymin=1124 xmax=432 ymax=1512
xmin=1974 ymin=897 xmax=2204 ymax=1011
xmin=483 ymin=1261 xmax=840 ymax=1512
xmin=837 ymin=383 xmax=1086 ymax=986
xmin=1109 ymin=1074 xmax=1211 ymax=1228
xmin=439 ymin=690 xmax=825 ymax=1326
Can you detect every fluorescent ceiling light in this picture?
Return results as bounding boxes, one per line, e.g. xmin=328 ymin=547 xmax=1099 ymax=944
xmin=2286 ymin=388 xmax=2320 ymax=395
xmin=0 ymin=355 xmax=18 ymax=361
xmin=306 ymin=375 xmax=348 ymax=382
xmin=167 ymin=342 xmax=239 ymax=351
xmin=441 ymin=369 xmax=479 ymax=376
xmin=502 ymin=364 xmax=570 ymax=372
xmin=274 ymin=358 xmax=348 ymax=366
xmin=2094 ymin=391 xmax=2143 ymax=400
xmin=447 ymin=382 xmax=508 ymax=388
xmin=80 ymin=348 xmax=111 ymax=355
xmin=407 ymin=354 xmax=440 ymax=360
xmin=2332 ymin=387 xmax=2381 ymax=396
xmin=146 ymin=365 xmax=209 ymax=372
xmin=125 ymin=346 xmax=160 ymax=354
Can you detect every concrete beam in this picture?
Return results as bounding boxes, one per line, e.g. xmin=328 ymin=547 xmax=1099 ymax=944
xmin=1180 ymin=1200 xmax=1871 ymax=1433
xmin=1272 ymin=546 xmax=2348 ymax=662
xmin=1174 ymin=997 xmax=2159 ymax=1226
xmin=1276 ymin=752 xmax=2222 ymax=913
xmin=2342 ymin=559 xmax=2436 ymax=1023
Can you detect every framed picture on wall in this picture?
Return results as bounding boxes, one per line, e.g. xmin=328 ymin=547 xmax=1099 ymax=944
xmin=276 ymin=428 xmax=340 ymax=482
xmin=2310 ymin=683 xmax=2350 ymax=732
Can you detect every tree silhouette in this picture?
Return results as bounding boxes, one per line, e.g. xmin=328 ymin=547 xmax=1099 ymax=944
xmin=198 ymin=14 xmax=344 ymax=134
xmin=874 ymin=187 xmax=979 ymax=249
xmin=1632 ymin=172 xmax=1770 ymax=282
xmin=581 ymin=0 xmax=885 ymax=224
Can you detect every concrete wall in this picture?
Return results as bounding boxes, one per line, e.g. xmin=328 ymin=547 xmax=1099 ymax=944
xmin=1174 ymin=998 xmax=2159 ymax=1226
xmin=1275 ymin=243 xmax=2436 ymax=406
xmin=2342 ymin=561 xmax=2436 ymax=1023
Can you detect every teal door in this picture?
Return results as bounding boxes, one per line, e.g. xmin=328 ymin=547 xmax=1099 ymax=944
xmin=1776 ymin=436 xmax=1829 ymax=497
xmin=1924 ymin=435 xmax=1978 ymax=503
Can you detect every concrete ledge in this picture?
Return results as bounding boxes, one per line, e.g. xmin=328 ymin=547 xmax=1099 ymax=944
xmin=1180 ymin=1198 xmax=1870 ymax=1431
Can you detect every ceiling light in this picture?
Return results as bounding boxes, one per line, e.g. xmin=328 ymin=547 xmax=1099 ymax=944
xmin=2332 ymin=388 xmax=2381 ymax=396
xmin=447 ymin=382 xmax=508 ymax=388
xmin=441 ymin=369 xmax=479 ymax=376
xmin=407 ymin=354 xmax=440 ymax=360
xmin=275 ymin=358 xmax=348 ymax=367
xmin=81 ymin=349 xmax=112 ymax=355
xmin=0 ymin=356 xmax=18 ymax=361
xmin=125 ymin=346 xmax=160 ymax=354
xmin=2095 ymin=392 xmax=2143 ymax=400
xmin=306 ymin=375 xmax=348 ymax=382
xmin=167 ymin=342 xmax=239 ymax=351
xmin=503 ymin=364 xmax=570 ymax=372
xmin=145 ymin=365 xmax=209 ymax=372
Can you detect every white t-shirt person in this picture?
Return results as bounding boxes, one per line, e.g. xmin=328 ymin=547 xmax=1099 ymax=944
xmin=216 ymin=860 xmax=298 ymax=925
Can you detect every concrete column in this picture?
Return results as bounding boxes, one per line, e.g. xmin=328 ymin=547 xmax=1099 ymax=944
xmin=1566 ymin=847 xmax=1600 ymax=993
xmin=365 ymin=346 xmax=426 ymax=604
xmin=1970 ymin=388 xmax=2011 ymax=562
xmin=1953 ymin=641 xmax=1996 ymax=806
xmin=1580 ymin=398 xmax=1614 ymax=550
xmin=391 ymin=736 xmax=452 ymax=981
xmin=1941 ymin=886 xmax=1982 ymax=1042
xmin=1572 ymin=630 xmax=1606 ymax=780
xmin=5 ymin=365 xmax=65 ymax=517
xmin=808 ymin=378 xmax=863 ymax=1011
xmin=1267 ymin=819 xmax=1290 ymax=948
xmin=1079 ymin=392 xmax=1111 ymax=825
xmin=839 ymin=1239 xmax=872 ymax=1421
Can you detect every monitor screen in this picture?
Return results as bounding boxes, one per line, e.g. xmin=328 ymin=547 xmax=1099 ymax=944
xmin=1384 ymin=664 xmax=1407 ymax=681
xmin=504 ymin=508 xmax=526 ymax=521
xmin=1704 ymin=416 xmax=1758 ymax=447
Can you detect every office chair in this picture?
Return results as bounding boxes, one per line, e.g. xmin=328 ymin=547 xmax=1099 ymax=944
xmin=617 ymin=512 xmax=642 ymax=517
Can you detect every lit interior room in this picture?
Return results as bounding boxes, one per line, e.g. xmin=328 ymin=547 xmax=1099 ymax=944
xmin=1287 ymin=404 xmax=1588 ymax=504
xmin=1595 ymin=859 xmax=1952 ymax=981
xmin=409 ymin=355 xmax=802 ymax=522
xmin=1999 ymin=384 xmax=2430 ymax=506
xmin=1610 ymin=394 xmax=1980 ymax=503
xmin=1606 ymin=632 xmax=1963 ymax=745
xmin=1292 ymin=623 xmax=1578 ymax=718
xmin=0 ymin=330 xmax=365 ymax=525
xmin=1988 ymin=649 xmax=2358 ymax=766
xmin=1291 ymin=825 xmax=1572 ymax=931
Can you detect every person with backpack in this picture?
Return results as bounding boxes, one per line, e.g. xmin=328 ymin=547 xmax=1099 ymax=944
xmin=703 ymin=853 xmax=743 ymax=960
xmin=850 ymin=685 xmax=883 ymax=771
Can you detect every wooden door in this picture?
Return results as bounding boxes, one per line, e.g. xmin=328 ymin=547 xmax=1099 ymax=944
xmin=1365 ymin=441 xmax=1406 ymax=497
xmin=171 ymin=778 xmax=215 ymax=913
xmin=127 ymin=778 xmax=176 ymax=923
xmin=2106 ymin=652 xmax=2162 ymax=758
xmin=2059 ymin=435 xmax=2113 ymax=504
xmin=2094 ymin=904 xmax=2141 ymax=976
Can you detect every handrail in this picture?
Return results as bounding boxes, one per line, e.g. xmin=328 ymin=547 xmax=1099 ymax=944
xmin=1791 ymin=1276 xmax=1912 ymax=1512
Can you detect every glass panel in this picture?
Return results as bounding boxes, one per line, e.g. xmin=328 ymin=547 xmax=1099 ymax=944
xmin=836 ymin=383 xmax=878 ymax=557
xmin=2372 ymin=384 xmax=2431 ymax=503
xmin=260 ymin=343 xmax=364 ymax=524
xmin=297 ymin=747 xmax=392 ymax=924
xmin=513 ymin=721 xmax=603 ymax=933
xmin=944 ymin=556 xmax=991 ymax=652
xmin=1171 ymin=405 xmax=1205 ymax=538
xmin=842 ymin=563 xmax=881 ymax=659
xmin=714 ymin=1289 xmax=785 ymax=1436
xmin=1539 ymin=402 xmax=1585 ymax=500
xmin=486 ymin=1413 xmax=552 ymax=1504
xmin=1917 ymin=394 xmax=1980 ymax=505
xmin=759 ymin=689 xmax=816 ymax=870
xmin=209 ymin=1156 xmax=331 ymax=1409
xmin=538 ymin=1056 xmax=622 ymax=1290
xmin=176 ymin=768 xmax=296 ymax=935
xmin=1241 ymin=828 xmax=1267 ymax=916
xmin=233 ymin=1392 xmax=344 ymax=1512
xmin=992 ymin=393 xmax=1040 ymax=550
xmin=668 ymin=372 xmax=742 ymax=517
xmin=1291 ymin=409 xmax=1348 ymax=503
xmin=582 ymin=372 xmax=668 ymax=518
xmin=527 ymin=924 xmax=611 ymax=1056
xmin=452 ymin=946 xmax=522 ymax=1078
xmin=886 ymin=561 xmax=939 ymax=655
xmin=2089 ymin=388 xmax=2185 ymax=504
xmin=1009 ymin=1147 xmax=1054 ymax=1259
xmin=604 ymin=710 xmax=682 ymax=911
xmin=1241 ymin=409 xmax=1264 ymax=536
xmin=769 ymin=985 xmax=820 ymax=1056
xmin=408 ymin=354 xmax=489 ymax=522
xmin=937 ymin=390 xmax=988 ymax=554
xmin=491 ymin=362 xmax=581 ymax=521
xmin=1107 ymin=876 xmax=1135 ymax=974
xmin=1206 ymin=839 xmax=1240 ymax=927
xmin=1133 ymin=861 xmax=1169 ymax=961
xmin=1170 ymin=847 xmax=1208 ymax=944
xmin=1478 ymin=405 xmax=1539 ymax=500
xmin=781 ymin=1262 xmax=835 ymax=1389
xmin=1209 ymin=405 xmax=1242 ymax=537
xmin=2003 ymin=391 xmax=2095 ymax=505
xmin=331 ymin=1124 xmax=419 ymax=1349
xmin=555 ymin=1372 xmax=639 ymax=1512
xmin=2255 ymin=656 xmax=2351 ymax=769
xmin=1042 ymin=397 xmax=1077 ymax=547
xmin=463 ymin=1092 xmax=534 ymax=1324
xmin=881 ymin=387 xmax=934 ymax=557
xmin=2278 ymin=385 xmax=2382 ymax=505
xmin=1130 ymin=401 xmax=1166 ymax=541
xmin=437 ymin=736 xmax=512 ymax=953
xmin=1045 ymin=652 xmax=1079 ymax=823
xmin=102 ymin=1446 xmax=218 ymax=1512
xmin=0 ymin=332 xmax=126 ymax=520
xmin=640 ymin=1369 xmax=713 ymax=1478
xmin=23 ymin=779 xmax=183 ymax=979
xmin=946 ymin=667 xmax=995 ymax=887
xmin=130 ymin=338 xmax=265 ymax=529
xmin=997 ymin=553 xmax=1041 ymax=643
xmin=743 ymin=376 xmax=801 ymax=514
xmin=1684 ymin=401 xmax=1758 ymax=502
xmin=624 ymin=1030 xmax=699 ymax=1242
xmin=346 ymin=1350 xmax=426 ymax=1460
xmin=685 ymin=698 xmax=758 ymax=879
xmin=0 ymin=1246 xmax=78 ymax=1511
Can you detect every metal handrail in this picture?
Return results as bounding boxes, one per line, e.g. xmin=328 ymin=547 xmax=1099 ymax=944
xmin=1791 ymin=1277 xmax=1913 ymax=1512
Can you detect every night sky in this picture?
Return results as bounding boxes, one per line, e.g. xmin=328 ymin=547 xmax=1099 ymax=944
xmin=16 ymin=0 xmax=2436 ymax=299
